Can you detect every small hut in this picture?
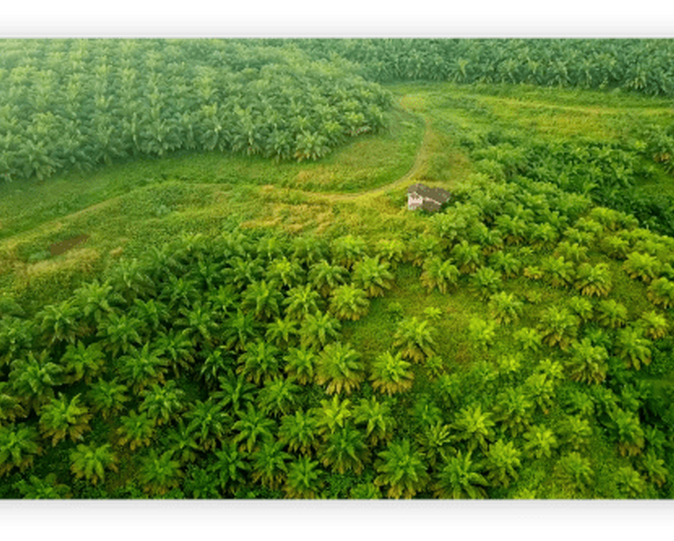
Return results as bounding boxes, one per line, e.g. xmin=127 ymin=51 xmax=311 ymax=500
xmin=407 ymin=184 xmax=451 ymax=212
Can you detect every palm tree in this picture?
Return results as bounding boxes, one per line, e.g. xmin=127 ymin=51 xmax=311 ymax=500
xmin=524 ymin=373 xmax=556 ymax=414
xmin=251 ymin=439 xmax=291 ymax=490
xmin=375 ymin=238 xmax=406 ymax=268
xmin=37 ymin=300 xmax=82 ymax=345
xmin=489 ymin=251 xmax=522 ymax=278
xmin=38 ymin=393 xmax=92 ymax=446
xmin=258 ymin=378 xmax=299 ymax=418
xmin=0 ymin=316 xmax=35 ymax=367
xmin=615 ymin=327 xmax=652 ymax=370
xmin=468 ymin=317 xmax=497 ymax=349
xmin=167 ymin=421 xmax=202 ymax=466
xmin=559 ymin=416 xmax=592 ymax=451
xmin=14 ymin=473 xmax=71 ymax=499
xmin=331 ymin=235 xmax=366 ymax=269
xmin=393 ymin=317 xmax=437 ymax=363
xmin=155 ymin=328 xmax=196 ymax=378
xmin=538 ymin=307 xmax=579 ymax=350
xmin=283 ymin=347 xmax=317 ymax=385
xmin=242 ymin=280 xmax=283 ymax=321
xmin=321 ymin=425 xmax=369 ymax=475
xmin=185 ymin=399 xmax=231 ymax=452
xmin=353 ymin=397 xmax=396 ymax=446
xmin=433 ymin=451 xmax=489 ymax=499
xmin=407 ymin=235 xmax=442 ymax=267
xmin=451 ymin=240 xmax=483 ymax=274
xmin=541 ymin=255 xmax=574 ymax=288
xmin=575 ymin=262 xmax=612 ymax=297
xmin=638 ymin=310 xmax=668 ymax=340
xmin=315 ymin=396 xmax=353 ymax=438
xmin=555 ymin=241 xmax=589 ymax=264
xmin=471 ymin=267 xmax=503 ymax=299
xmin=279 ymin=409 xmax=320 ymax=455
xmin=72 ymin=279 xmax=123 ymax=333
xmin=352 ymin=256 xmax=394 ymax=297
xmin=329 ymin=284 xmax=370 ymax=321
xmin=237 ymin=340 xmax=282 ymax=385
xmin=117 ymin=410 xmax=156 ymax=451
xmin=568 ymin=296 xmax=594 ymax=323
xmin=623 ymin=252 xmax=661 ymax=283
xmin=494 ymin=388 xmax=533 ymax=437
xmin=86 ymin=378 xmax=129 ymax=419
xmin=213 ymin=369 xmax=257 ymax=417
xmin=139 ymin=380 xmax=185 ymax=426
xmin=177 ymin=301 xmax=218 ymax=345
xmin=484 ymin=439 xmax=521 ymax=488
xmin=212 ymin=441 xmax=250 ymax=496
xmin=0 ymin=382 xmax=26 ymax=424
xmin=567 ymin=338 xmax=609 ymax=385
xmin=140 ymin=450 xmax=183 ymax=496
xmin=640 ymin=450 xmax=668 ymax=488
xmin=369 ymin=351 xmax=414 ymax=396
xmin=118 ymin=343 xmax=169 ymax=394
xmin=557 ymin=452 xmax=593 ymax=491
xmin=416 ymin=422 xmax=452 ymax=468
xmin=614 ymin=466 xmax=647 ymax=498
xmin=452 ymin=404 xmax=495 ymax=452
xmin=291 ymin=235 xmax=327 ymax=267
xmin=9 ymin=350 xmax=63 ymax=414
xmin=596 ymin=299 xmax=628 ymax=329
xmin=374 ymin=439 xmax=429 ymax=499
xmin=224 ymin=309 xmax=262 ymax=352
xmin=284 ymin=456 xmax=323 ymax=499
xmin=315 ymin=342 xmax=364 ymax=395
xmin=69 ymin=443 xmax=117 ymax=485
xmin=523 ymin=425 xmax=558 ymax=459
xmin=266 ymin=257 xmax=304 ymax=289
xmin=299 ymin=311 xmax=342 ymax=350
xmin=232 ymin=405 xmax=276 ymax=453
xmin=97 ymin=312 xmax=142 ymax=357
xmin=647 ymin=277 xmax=674 ymax=309
xmin=283 ymin=285 xmax=321 ymax=321
xmin=513 ymin=327 xmax=542 ymax=353
xmin=488 ymin=291 xmax=523 ymax=324
xmin=0 ymin=423 xmax=41 ymax=477
xmin=60 ymin=341 xmax=106 ymax=385
xmin=610 ymin=408 xmax=645 ymax=457
xmin=420 ymin=257 xmax=460 ymax=294
xmin=308 ymin=260 xmax=348 ymax=298
xmin=199 ymin=347 xmax=235 ymax=389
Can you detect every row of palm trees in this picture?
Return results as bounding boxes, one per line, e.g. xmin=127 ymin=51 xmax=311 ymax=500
xmin=0 ymin=39 xmax=391 ymax=182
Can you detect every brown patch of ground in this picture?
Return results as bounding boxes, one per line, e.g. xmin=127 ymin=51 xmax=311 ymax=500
xmin=49 ymin=234 xmax=90 ymax=256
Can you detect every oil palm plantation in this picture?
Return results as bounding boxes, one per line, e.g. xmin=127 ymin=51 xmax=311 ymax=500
xmin=353 ymin=397 xmax=396 ymax=446
xmin=283 ymin=285 xmax=321 ymax=321
xmin=523 ymin=424 xmax=558 ymax=459
xmin=139 ymin=380 xmax=185 ymax=426
xmin=60 ymin=341 xmax=106 ymax=385
xmin=237 ymin=340 xmax=282 ymax=385
xmin=308 ymin=260 xmax=348 ymax=298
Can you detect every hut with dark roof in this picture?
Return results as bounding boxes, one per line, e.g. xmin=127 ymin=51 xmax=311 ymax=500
xmin=407 ymin=183 xmax=451 ymax=212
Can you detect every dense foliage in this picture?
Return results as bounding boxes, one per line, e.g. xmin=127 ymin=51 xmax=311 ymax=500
xmin=0 ymin=39 xmax=390 ymax=182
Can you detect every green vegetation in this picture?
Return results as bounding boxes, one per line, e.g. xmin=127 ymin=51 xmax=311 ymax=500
xmin=1 ymin=39 xmax=674 ymax=500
